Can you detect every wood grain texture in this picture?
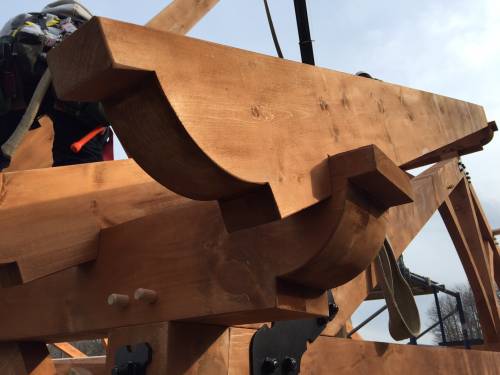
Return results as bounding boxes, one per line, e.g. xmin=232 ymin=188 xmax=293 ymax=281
xmin=228 ymin=327 xmax=500 ymax=375
xmin=146 ymin=0 xmax=220 ymax=34
xmin=439 ymin=181 xmax=500 ymax=343
xmin=0 ymin=171 xmax=361 ymax=339
xmin=48 ymin=17 xmax=494 ymax=222
xmin=324 ymin=159 xmax=463 ymax=336
xmin=283 ymin=145 xmax=412 ymax=288
xmin=53 ymin=343 xmax=86 ymax=359
xmin=469 ymin=185 xmax=500 ymax=288
xmin=105 ymin=322 xmax=228 ymax=374
xmin=0 ymin=147 xmax=414 ymax=340
xmin=0 ymin=159 xmax=458 ymax=341
xmin=4 ymin=117 xmax=54 ymax=173
xmin=0 ymin=159 xmax=183 ymax=284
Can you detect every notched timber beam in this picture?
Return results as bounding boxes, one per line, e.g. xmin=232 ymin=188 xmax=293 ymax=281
xmin=0 ymin=159 xmax=183 ymax=285
xmin=48 ymin=17 xmax=495 ymax=229
xmin=468 ymin=184 xmax=500 ymax=288
xmin=3 ymin=117 xmax=54 ymax=173
xmin=229 ymin=328 xmax=500 ymax=374
xmin=439 ymin=181 xmax=500 ymax=343
xmin=104 ymin=322 xmax=228 ymax=374
xmin=0 ymin=145 xmax=410 ymax=341
xmin=283 ymin=145 xmax=413 ymax=288
xmin=325 ymin=158 xmax=463 ymax=336
xmin=0 ymin=157 xmax=455 ymax=342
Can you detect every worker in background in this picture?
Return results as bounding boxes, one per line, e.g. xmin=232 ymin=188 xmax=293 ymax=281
xmin=0 ymin=0 xmax=112 ymax=170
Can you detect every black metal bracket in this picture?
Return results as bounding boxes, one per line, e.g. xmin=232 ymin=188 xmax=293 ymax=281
xmin=250 ymin=290 xmax=338 ymax=375
xmin=112 ymin=343 xmax=152 ymax=375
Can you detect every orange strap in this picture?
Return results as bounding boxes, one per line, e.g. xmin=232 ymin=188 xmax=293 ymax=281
xmin=71 ymin=126 xmax=106 ymax=153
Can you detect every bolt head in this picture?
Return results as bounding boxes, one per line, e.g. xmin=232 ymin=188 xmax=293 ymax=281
xmin=262 ymin=357 xmax=280 ymax=373
xmin=284 ymin=356 xmax=298 ymax=372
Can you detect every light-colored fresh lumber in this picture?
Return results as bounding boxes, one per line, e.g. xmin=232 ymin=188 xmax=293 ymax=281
xmin=105 ymin=322 xmax=228 ymax=374
xmin=146 ymin=0 xmax=220 ymax=34
xmin=324 ymin=158 xmax=464 ymax=336
xmin=49 ymin=17 xmax=494 ymax=224
xmin=229 ymin=327 xmax=500 ymax=374
xmin=53 ymin=343 xmax=86 ymax=359
xmin=3 ymin=117 xmax=54 ymax=173
xmin=0 ymin=159 xmax=182 ymax=284
xmin=0 ymin=158 xmax=459 ymax=341
xmin=468 ymin=185 xmax=500 ymax=288
xmin=439 ymin=181 xmax=500 ymax=343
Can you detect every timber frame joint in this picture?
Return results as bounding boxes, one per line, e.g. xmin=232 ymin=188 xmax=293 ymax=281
xmin=250 ymin=290 xmax=338 ymax=375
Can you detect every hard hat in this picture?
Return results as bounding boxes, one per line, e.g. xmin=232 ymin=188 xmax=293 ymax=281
xmin=42 ymin=1 xmax=93 ymax=21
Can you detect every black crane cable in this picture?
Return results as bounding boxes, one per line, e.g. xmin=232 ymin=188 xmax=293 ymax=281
xmin=263 ymin=0 xmax=284 ymax=58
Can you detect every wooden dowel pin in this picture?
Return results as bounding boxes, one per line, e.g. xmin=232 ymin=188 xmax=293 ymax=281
xmin=107 ymin=293 xmax=130 ymax=308
xmin=134 ymin=288 xmax=158 ymax=304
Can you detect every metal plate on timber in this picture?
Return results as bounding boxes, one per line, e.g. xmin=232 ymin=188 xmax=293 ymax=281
xmin=250 ymin=291 xmax=338 ymax=374
xmin=112 ymin=343 xmax=152 ymax=375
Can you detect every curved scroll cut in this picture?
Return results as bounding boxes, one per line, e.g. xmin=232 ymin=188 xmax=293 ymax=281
xmin=48 ymin=17 xmax=494 ymax=231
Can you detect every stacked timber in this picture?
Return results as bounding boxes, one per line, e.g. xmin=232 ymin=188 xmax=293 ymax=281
xmin=0 ymin=8 xmax=499 ymax=374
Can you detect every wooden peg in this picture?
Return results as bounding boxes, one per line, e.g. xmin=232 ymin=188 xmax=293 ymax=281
xmin=107 ymin=294 xmax=129 ymax=308
xmin=134 ymin=288 xmax=158 ymax=304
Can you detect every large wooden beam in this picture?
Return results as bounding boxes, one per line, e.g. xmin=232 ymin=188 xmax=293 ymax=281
xmin=56 ymin=326 xmax=500 ymax=375
xmin=468 ymin=185 xmax=500 ymax=287
xmin=0 ymin=158 xmax=459 ymax=342
xmin=229 ymin=328 xmax=500 ymax=374
xmin=146 ymin=0 xmax=220 ymax=34
xmin=0 ymin=159 xmax=182 ymax=284
xmin=48 ymin=17 xmax=494 ymax=225
xmin=439 ymin=181 xmax=500 ymax=343
xmin=324 ymin=158 xmax=463 ymax=336
xmin=52 ymin=343 xmax=86 ymax=359
xmin=3 ymin=117 xmax=54 ymax=173
xmin=0 ymin=144 xmax=406 ymax=288
xmin=104 ymin=322 xmax=228 ymax=374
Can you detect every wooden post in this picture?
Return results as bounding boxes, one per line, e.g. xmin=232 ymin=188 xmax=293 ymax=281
xmin=105 ymin=322 xmax=229 ymax=374
xmin=439 ymin=180 xmax=500 ymax=343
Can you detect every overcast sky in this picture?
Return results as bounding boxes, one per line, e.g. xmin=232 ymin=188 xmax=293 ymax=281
xmin=1 ymin=0 xmax=498 ymax=345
